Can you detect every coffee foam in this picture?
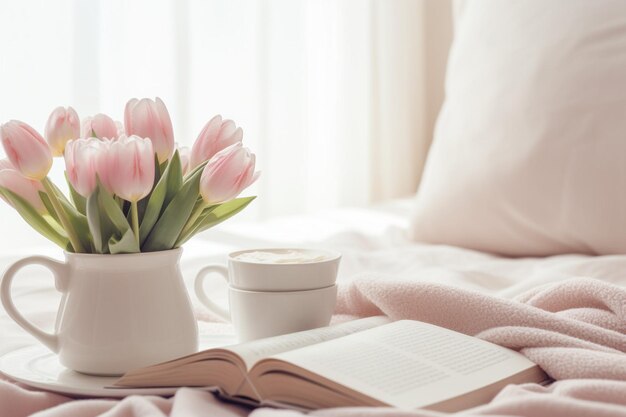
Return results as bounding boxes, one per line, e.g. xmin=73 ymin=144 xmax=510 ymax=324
xmin=233 ymin=249 xmax=331 ymax=264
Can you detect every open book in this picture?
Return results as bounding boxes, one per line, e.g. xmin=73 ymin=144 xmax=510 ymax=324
xmin=115 ymin=317 xmax=547 ymax=411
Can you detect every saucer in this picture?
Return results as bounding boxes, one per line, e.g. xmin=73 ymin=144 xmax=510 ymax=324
xmin=0 ymin=332 xmax=237 ymax=398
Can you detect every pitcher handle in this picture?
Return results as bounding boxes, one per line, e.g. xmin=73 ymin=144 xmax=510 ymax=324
xmin=194 ymin=265 xmax=231 ymax=321
xmin=0 ymin=256 xmax=68 ymax=353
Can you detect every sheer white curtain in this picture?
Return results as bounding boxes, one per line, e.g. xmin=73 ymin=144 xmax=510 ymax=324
xmin=0 ymin=0 xmax=451 ymax=239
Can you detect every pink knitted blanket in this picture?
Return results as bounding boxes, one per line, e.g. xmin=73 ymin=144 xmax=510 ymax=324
xmin=1 ymin=277 xmax=625 ymax=417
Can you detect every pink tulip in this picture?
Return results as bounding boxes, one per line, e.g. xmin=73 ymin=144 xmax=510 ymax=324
xmin=199 ymin=143 xmax=259 ymax=205
xmin=0 ymin=159 xmax=14 ymax=171
xmin=190 ymin=115 xmax=243 ymax=169
xmin=64 ymin=138 xmax=108 ymax=197
xmin=45 ymin=106 xmax=80 ymax=157
xmin=115 ymin=120 xmax=125 ymax=137
xmin=101 ymin=135 xmax=155 ymax=202
xmin=0 ymin=120 xmax=52 ymax=180
xmin=124 ymin=97 xmax=175 ymax=163
xmin=178 ymin=146 xmax=191 ymax=175
xmin=81 ymin=114 xmax=118 ymax=139
xmin=0 ymin=159 xmax=46 ymax=213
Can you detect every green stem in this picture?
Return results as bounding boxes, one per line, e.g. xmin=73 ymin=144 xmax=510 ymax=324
xmin=42 ymin=177 xmax=85 ymax=253
xmin=183 ymin=160 xmax=208 ymax=182
xmin=175 ymin=218 xmax=202 ymax=247
xmin=178 ymin=200 xmax=208 ymax=242
xmin=131 ymin=200 xmax=140 ymax=246
xmin=115 ymin=195 xmax=123 ymax=210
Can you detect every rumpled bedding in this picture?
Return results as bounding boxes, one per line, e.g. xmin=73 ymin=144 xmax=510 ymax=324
xmin=1 ymin=201 xmax=625 ymax=417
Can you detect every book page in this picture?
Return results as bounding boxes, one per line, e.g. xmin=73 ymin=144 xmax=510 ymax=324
xmin=273 ymin=320 xmax=538 ymax=409
xmin=229 ymin=316 xmax=391 ymax=369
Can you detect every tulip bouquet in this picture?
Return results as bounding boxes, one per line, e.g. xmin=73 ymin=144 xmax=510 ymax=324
xmin=0 ymin=97 xmax=258 ymax=254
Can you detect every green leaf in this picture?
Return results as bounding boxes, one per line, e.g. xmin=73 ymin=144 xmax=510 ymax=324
xmin=0 ymin=187 xmax=69 ymax=249
xmin=101 ymin=193 xmax=130 ymax=231
xmin=138 ymin=152 xmax=181 ymax=245
xmin=139 ymin=161 xmax=169 ymax=245
xmin=42 ymin=213 xmax=67 ymax=236
xmin=136 ymin=194 xmax=149 ymax=224
xmin=184 ymin=159 xmax=208 ymax=181
xmin=197 ymin=197 xmax=255 ymax=231
xmin=48 ymin=179 xmax=75 ymax=209
xmin=109 ymin=229 xmax=139 ymax=254
xmin=86 ymin=183 xmax=139 ymax=254
xmin=97 ymin=185 xmax=139 ymax=253
xmin=138 ymin=185 xmax=166 ymax=244
xmin=86 ymin=186 xmax=114 ymax=254
xmin=175 ymin=205 xmax=215 ymax=246
xmin=39 ymin=191 xmax=60 ymax=224
xmin=158 ymin=158 xmax=169 ymax=178
xmin=136 ymin=155 xmax=161 ymax=225
xmin=176 ymin=196 xmax=256 ymax=246
xmin=58 ymin=196 xmax=93 ymax=253
xmin=142 ymin=165 xmax=204 ymax=252
xmin=152 ymin=154 xmax=163 ymax=183
xmin=64 ymin=172 xmax=86 ymax=215
xmin=164 ymin=151 xmax=183 ymax=207
xmin=186 ymin=202 xmax=216 ymax=232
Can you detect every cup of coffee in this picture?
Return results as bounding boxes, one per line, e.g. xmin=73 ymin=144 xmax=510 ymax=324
xmin=195 ymin=248 xmax=340 ymax=342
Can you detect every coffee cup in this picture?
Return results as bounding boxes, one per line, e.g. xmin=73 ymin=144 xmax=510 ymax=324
xmin=220 ymin=285 xmax=336 ymax=342
xmin=196 ymin=248 xmax=341 ymax=292
xmin=194 ymin=248 xmax=340 ymax=341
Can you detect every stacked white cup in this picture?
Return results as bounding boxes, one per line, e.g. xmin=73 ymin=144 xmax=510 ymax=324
xmin=195 ymin=248 xmax=341 ymax=342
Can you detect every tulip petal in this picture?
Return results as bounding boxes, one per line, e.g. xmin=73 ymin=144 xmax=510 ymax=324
xmin=178 ymin=146 xmax=191 ymax=175
xmin=0 ymin=120 xmax=52 ymax=180
xmin=64 ymin=138 xmax=105 ymax=197
xmin=0 ymin=159 xmax=13 ymax=171
xmin=190 ymin=114 xmax=245 ymax=169
xmin=124 ymin=98 xmax=139 ymax=135
xmin=82 ymin=114 xmax=117 ymax=139
xmin=0 ymin=160 xmax=46 ymax=213
xmin=232 ymin=127 xmax=243 ymax=143
xmin=198 ymin=143 xmax=258 ymax=205
xmin=219 ymin=120 xmax=237 ymax=139
xmin=125 ymin=97 xmax=175 ymax=163
xmin=45 ymin=106 xmax=80 ymax=156
xmin=155 ymin=97 xmax=175 ymax=150
xmin=103 ymin=135 xmax=155 ymax=202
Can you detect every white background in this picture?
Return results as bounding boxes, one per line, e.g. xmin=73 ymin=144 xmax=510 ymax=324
xmin=0 ymin=0 xmax=452 ymax=249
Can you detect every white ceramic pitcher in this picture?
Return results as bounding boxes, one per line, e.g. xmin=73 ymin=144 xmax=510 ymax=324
xmin=0 ymin=248 xmax=198 ymax=376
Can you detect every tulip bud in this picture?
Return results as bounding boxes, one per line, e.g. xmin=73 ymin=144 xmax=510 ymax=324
xmin=115 ymin=120 xmax=125 ymax=137
xmin=64 ymin=138 xmax=108 ymax=197
xmin=190 ymin=115 xmax=243 ymax=169
xmin=199 ymin=143 xmax=259 ymax=205
xmin=101 ymin=135 xmax=155 ymax=202
xmin=81 ymin=114 xmax=118 ymax=139
xmin=178 ymin=146 xmax=191 ymax=175
xmin=0 ymin=120 xmax=52 ymax=180
xmin=124 ymin=97 xmax=175 ymax=164
xmin=45 ymin=106 xmax=80 ymax=157
xmin=0 ymin=159 xmax=46 ymax=213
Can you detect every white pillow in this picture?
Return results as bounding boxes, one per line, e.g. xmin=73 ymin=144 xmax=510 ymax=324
xmin=411 ymin=0 xmax=626 ymax=257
